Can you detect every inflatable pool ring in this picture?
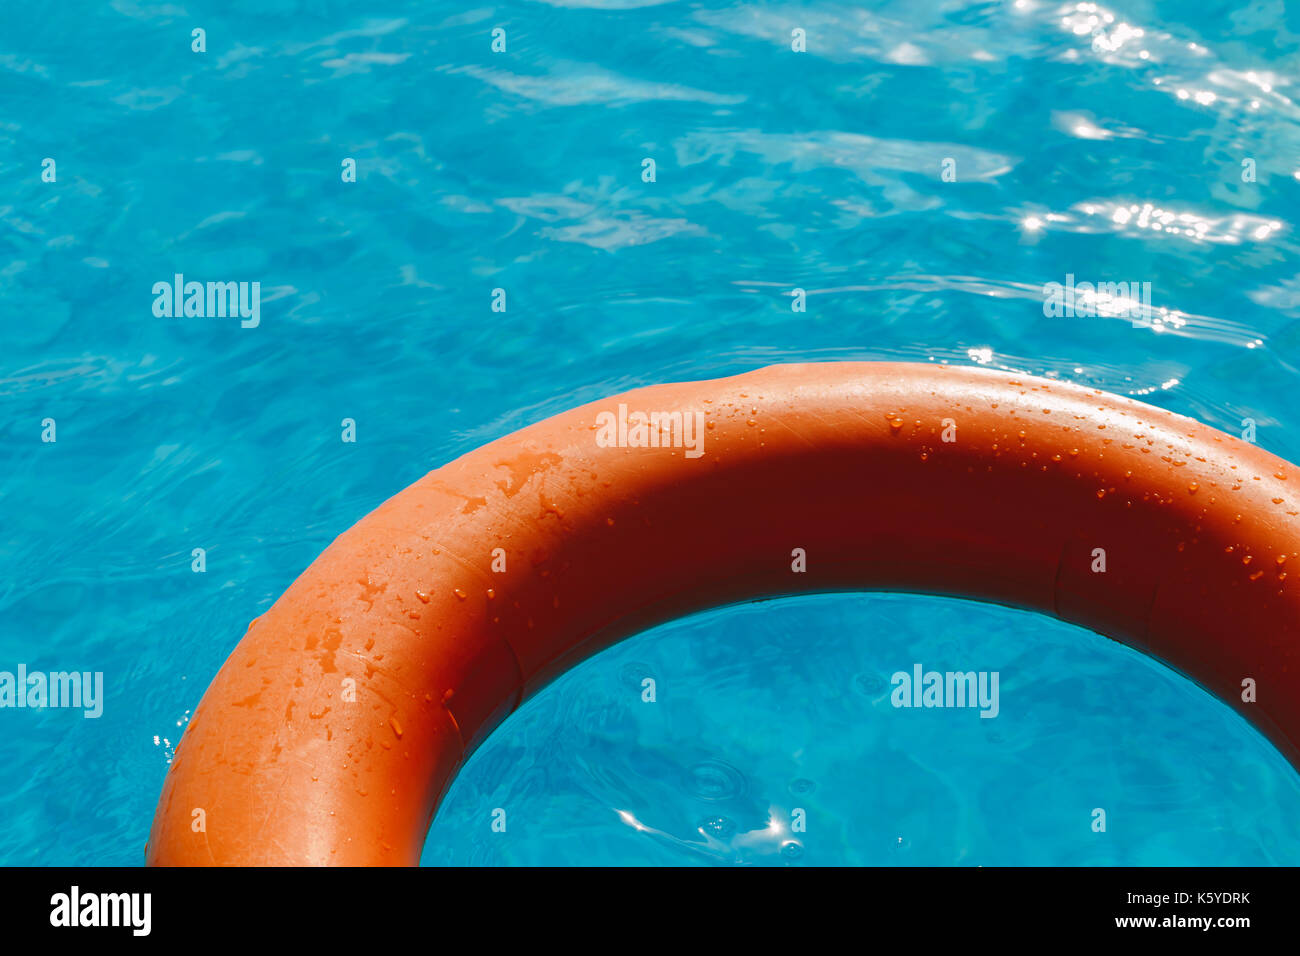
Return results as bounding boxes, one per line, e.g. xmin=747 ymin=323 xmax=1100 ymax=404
xmin=146 ymin=362 xmax=1300 ymax=865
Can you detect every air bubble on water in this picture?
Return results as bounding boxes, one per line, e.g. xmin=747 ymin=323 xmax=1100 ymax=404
xmin=853 ymin=671 xmax=887 ymax=697
xmin=618 ymin=661 xmax=654 ymax=689
xmin=686 ymin=759 xmax=747 ymax=801
xmin=700 ymin=816 xmax=736 ymax=839
xmin=789 ymin=777 xmax=816 ymax=796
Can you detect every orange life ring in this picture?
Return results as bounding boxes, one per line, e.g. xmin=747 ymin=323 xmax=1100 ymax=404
xmin=146 ymin=362 xmax=1300 ymax=865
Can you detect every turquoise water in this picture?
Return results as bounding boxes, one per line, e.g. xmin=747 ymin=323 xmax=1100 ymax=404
xmin=2 ymin=0 xmax=1299 ymax=866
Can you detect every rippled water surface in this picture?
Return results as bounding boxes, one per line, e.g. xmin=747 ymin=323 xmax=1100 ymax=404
xmin=2 ymin=0 xmax=1298 ymax=865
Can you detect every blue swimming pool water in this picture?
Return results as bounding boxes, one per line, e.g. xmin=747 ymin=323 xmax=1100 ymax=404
xmin=2 ymin=0 xmax=1298 ymax=866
